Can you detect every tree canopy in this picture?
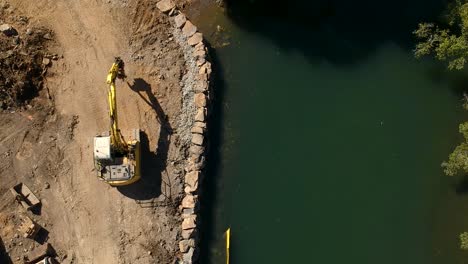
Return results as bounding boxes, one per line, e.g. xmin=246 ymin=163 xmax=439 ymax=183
xmin=414 ymin=0 xmax=468 ymax=70
xmin=442 ymin=122 xmax=468 ymax=175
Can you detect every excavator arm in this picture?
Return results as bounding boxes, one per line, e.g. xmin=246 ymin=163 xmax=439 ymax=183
xmin=106 ymin=57 xmax=127 ymax=154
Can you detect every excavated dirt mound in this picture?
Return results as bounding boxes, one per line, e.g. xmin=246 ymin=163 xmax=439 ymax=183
xmin=0 ymin=6 xmax=55 ymax=110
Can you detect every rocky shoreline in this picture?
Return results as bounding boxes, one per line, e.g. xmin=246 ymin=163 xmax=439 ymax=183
xmin=156 ymin=1 xmax=212 ymax=263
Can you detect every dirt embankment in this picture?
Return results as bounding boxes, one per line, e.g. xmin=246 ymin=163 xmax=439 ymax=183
xmin=0 ymin=0 xmax=206 ymax=263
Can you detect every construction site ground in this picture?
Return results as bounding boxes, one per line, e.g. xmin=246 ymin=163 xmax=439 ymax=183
xmin=0 ymin=0 xmax=196 ymax=263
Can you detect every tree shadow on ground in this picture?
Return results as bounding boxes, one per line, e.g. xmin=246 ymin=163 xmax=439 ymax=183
xmin=198 ymin=40 xmax=226 ymax=263
xmin=223 ymin=0 xmax=446 ymax=66
xmin=0 ymin=236 xmax=12 ymax=264
xmin=117 ymin=78 xmax=173 ymax=202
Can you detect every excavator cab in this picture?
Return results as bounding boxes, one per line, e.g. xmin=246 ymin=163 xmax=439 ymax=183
xmin=93 ymin=58 xmax=141 ymax=186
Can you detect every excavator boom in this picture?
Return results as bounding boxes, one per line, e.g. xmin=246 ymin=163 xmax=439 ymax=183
xmin=106 ymin=58 xmax=127 ymax=154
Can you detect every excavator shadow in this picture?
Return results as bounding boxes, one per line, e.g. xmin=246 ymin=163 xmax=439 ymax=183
xmin=0 ymin=236 xmax=12 ymax=264
xmin=117 ymin=78 xmax=173 ymax=203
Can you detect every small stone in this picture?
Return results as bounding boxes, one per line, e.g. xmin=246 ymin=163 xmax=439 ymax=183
xmin=44 ymin=182 xmax=50 ymax=189
xmin=174 ymin=14 xmax=186 ymax=28
xmin=156 ymin=0 xmax=175 ymax=12
xmin=191 ymin=126 xmax=203 ymax=134
xmin=43 ymin=33 xmax=52 ymax=40
xmin=14 ymin=233 xmax=19 ymax=238
xmin=12 ymin=36 xmax=20 ymax=45
xmin=42 ymin=58 xmax=51 ymax=66
xmin=26 ymin=28 xmax=32 ymax=35
xmin=185 ymin=171 xmax=199 ymax=191
xmin=148 ymin=251 xmax=152 ymax=255
xmin=192 ymin=133 xmax=204 ymax=146
xmin=0 ymin=24 xmax=17 ymax=36
xmin=182 ymin=21 xmax=197 ymax=37
xmin=194 ymin=108 xmax=205 ymax=122
xmin=18 ymin=16 xmax=28 ymax=23
xmin=188 ymin=32 xmax=203 ymax=46
xmin=182 ymin=195 xmax=196 ymax=208
xmin=182 ymin=216 xmax=197 ymax=230
xmin=168 ymin=7 xmax=176 ymax=16
xmin=194 ymin=93 xmax=206 ymax=107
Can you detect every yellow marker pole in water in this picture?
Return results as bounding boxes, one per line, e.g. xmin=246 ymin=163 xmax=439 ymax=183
xmin=226 ymin=228 xmax=231 ymax=264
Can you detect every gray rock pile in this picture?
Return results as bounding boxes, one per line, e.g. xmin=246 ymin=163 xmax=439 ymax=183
xmin=156 ymin=1 xmax=213 ymax=263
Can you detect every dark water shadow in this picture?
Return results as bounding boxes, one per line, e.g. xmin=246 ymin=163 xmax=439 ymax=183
xmin=198 ymin=40 xmax=227 ymax=263
xmin=223 ymin=0 xmax=446 ymax=66
xmin=117 ymin=78 xmax=173 ymax=201
xmin=455 ymin=175 xmax=468 ymax=195
xmin=0 ymin=236 xmax=12 ymax=264
xmin=424 ymin=64 xmax=468 ymax=97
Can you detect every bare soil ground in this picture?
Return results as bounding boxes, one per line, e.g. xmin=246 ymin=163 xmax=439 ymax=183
xmin=0 ymin=0 xmax=196 ymax=263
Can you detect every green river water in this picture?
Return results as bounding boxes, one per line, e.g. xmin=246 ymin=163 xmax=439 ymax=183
xmin=188 ymin=1 xmax=468 ymax=263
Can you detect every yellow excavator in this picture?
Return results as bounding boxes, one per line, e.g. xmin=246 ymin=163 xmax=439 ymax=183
xmin=93 ymin=57 xmax=141 ymax=186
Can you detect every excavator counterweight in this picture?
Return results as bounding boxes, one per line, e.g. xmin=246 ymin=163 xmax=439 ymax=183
xmin=93 ymin=57 xmax=141 ymax=186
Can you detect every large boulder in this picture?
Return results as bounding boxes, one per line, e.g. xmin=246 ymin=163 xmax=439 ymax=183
xmin=185 ymin=171 xmax=200 ymax=192
xmin=199 ymin=62 xmax=211 ymax=74
xmin=182 ymin=228 xmax=197 ymax=239
xmin=182 ymin=195 xmax=196 ymax=208
xmin=193 ymin=80 xmax=208 ymax=93
xmin=194 ymin=49 xmax=205 ymax=59
xmin=194 ymin=93 xmax=206 ymax=107
xmin=182 ymin=21 xmax=197 ymax=37
xmin=156 ymin=0 xmax=175 ymax=12
xmin=194 ymin=121 xmax=206 ymax=129
xmin=191 ymin=126 xmax=204 ymax=135
xmin=174 ymin=14 xmax=187 ymax=28
xmin=182 ymin=216 xmax=197 ymax=230
xmin=192 ymin=133 xmax=204 ymax=146
xmin=179 ymin=240 xmax=190 ymax=253
xmin=183 ymin=247 xmax=195 ymax=263
xmin=189 ymin=144 xmax=204 ymax=155
xmin=188 ymin=33 xmax=203 ymax=46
